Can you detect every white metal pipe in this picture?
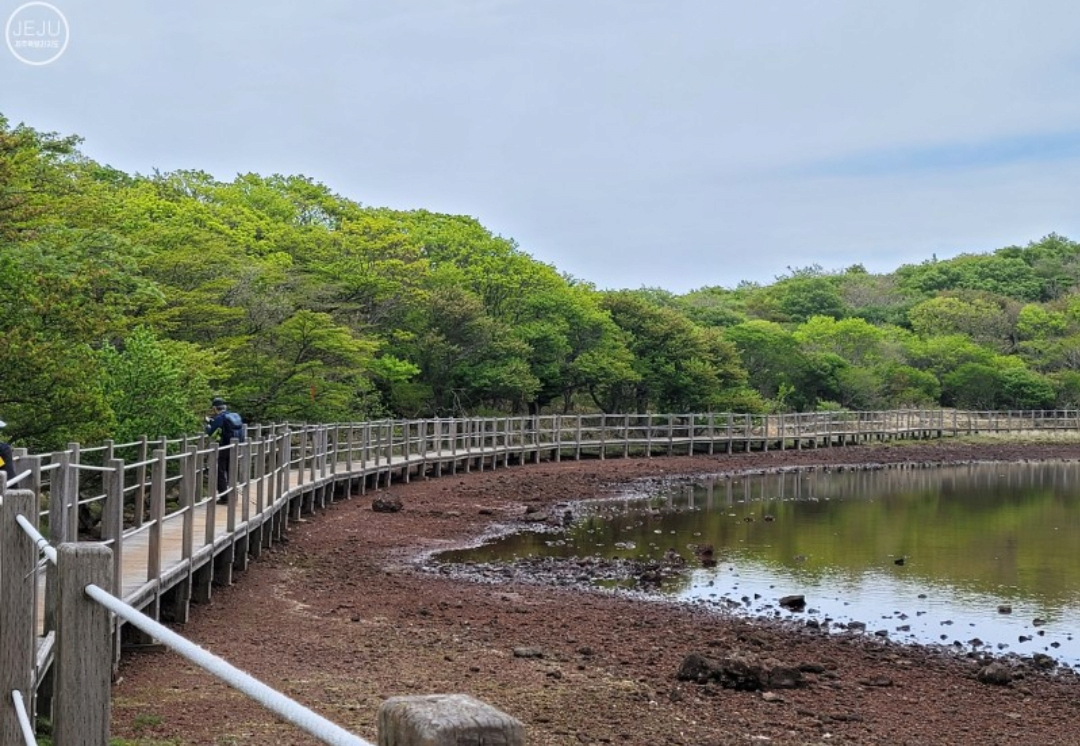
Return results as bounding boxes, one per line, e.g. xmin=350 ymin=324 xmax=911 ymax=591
xmin=84 ymin=584 xmax=373 ymax=746
xmin=5 ymin=469 xmax=32 ymax=488
xmin=15 ymin=513 xmax=57 ymax=565
xmin=11 ymin=690 xmax=36 ymax=746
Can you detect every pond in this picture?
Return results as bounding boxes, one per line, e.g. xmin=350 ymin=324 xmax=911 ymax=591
xmin=437 ymin=460 xmax=1080 ymax=668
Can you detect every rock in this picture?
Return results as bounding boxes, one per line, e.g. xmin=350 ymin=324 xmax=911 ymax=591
xmin=763 ymin=659 xmax=805 ymax=690
xmin=676 ymin=652 xmax=805 ymax=691
xmin=512 ymin=647 xmax=544 ymax=659
xmin=371 ymin=496 xmax=403 ymax=513
xmin=997 ymin=604 xmax=1012 ymax=614
xmin=1031 ymin=653 xmax=1056 ymax=670
xmin=978 ymin=662 xmax=1013 ymax=686
xmin=779 ymin=595 xmax=806 ymax=611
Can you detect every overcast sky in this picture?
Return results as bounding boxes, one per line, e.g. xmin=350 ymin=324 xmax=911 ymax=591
xmin=3 ymin=1 xmax=1080 ymax=293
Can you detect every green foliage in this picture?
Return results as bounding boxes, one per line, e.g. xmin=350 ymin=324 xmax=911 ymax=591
xmin=745 ymin=271 xmax=846 ymax=323
xmin=793 ymin=316 xmax=889 ymax=367
xmin=896 ymin=252 xmax=1044 ymax=300
xmin=1016 ymin=304 xmax=1067 ymax=341
xmin=837 ymin=271 xmax=916 ymax=326
xmin=724 ymin=320 xmax=818 ymax=410
xmin=907 ymin=294 xmax=1015 ymax=349
xmin=943 ymin=361 xmax=1055 ymax=410
xmin=674 ymin=286 xmax=747 ymax=327
xmin=99 ymin=327 xmax=214 ymax=442
xmin=9 ymin=110 xmax=1080 ymax=439
xmin=596 ymin=292 xmax=759 ymax=413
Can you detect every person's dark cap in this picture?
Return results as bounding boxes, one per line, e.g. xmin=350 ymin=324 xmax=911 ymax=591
xmin=211 ymin=397 xmax=226 ymax=407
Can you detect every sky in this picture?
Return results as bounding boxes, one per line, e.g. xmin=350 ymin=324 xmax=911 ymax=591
xmin=3 ymin=1 xmax=1080 ymax=293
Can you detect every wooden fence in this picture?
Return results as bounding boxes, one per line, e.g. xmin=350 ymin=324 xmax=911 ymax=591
xmin=1 ymin=408 xmax=1078 ymax=743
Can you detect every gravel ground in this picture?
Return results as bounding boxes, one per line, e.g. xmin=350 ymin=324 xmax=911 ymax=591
xmin=111 ymin=441 xmax=1080 ymax=745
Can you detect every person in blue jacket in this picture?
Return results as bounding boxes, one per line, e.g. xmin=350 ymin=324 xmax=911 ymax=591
xmin=205 ymin=397 xmax=244 ymax=501
xmin=0 ymin=418 xmax=15 ymax=485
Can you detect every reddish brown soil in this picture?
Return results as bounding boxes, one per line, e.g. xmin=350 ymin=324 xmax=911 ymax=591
xmin=111 ymin=442 xmax=1080 ymax=745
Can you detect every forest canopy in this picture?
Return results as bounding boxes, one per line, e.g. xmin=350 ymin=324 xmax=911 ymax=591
xmin=2 ymin=114 xmax=1077 ymax=450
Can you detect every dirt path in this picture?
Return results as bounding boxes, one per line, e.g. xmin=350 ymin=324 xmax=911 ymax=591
xmin=111 ymin=441 xmax=1080 ymax=745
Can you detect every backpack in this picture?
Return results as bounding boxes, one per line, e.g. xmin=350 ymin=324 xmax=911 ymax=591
xmin=224 ymin=411 xmax=246 ymax=443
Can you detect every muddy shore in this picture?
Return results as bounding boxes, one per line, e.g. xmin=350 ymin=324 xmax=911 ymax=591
xmin=111 ymin=440 xmax=1080 ymax=745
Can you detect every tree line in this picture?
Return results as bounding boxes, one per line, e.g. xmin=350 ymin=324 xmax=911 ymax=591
xmin=2 ymin=114 xmax=1077 ymax=451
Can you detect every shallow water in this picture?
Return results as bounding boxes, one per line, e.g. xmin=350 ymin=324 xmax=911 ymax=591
xmin=442 ymin=461 xmax=1080 ymax=667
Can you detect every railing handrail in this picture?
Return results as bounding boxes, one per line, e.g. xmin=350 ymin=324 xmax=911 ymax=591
xmin=84 ymin=584 xmax=375 ymax=746
xmin=9 ymin=691 xmax=34 ymax=746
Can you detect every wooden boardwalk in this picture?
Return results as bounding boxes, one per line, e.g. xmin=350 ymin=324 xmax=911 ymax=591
xmin=10 ymin=408 xmax=1080 ymax=708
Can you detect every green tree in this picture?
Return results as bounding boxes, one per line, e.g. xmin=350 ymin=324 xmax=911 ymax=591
xmin=232 ymin=310 xmax=382 ymax=423
xmin=794 ymin=316 xmax=891 ymax=368
xmin=724 ymin=320 xmax=809 ymax=409
xmin=908 ymin=295 xmax=1015 ymax=350
xmin=99 ymin=327 xmax=214 ymax=441
xmin=514 ymin=284 xmax=637 ymax=413
xmin=1015 ymin=304 xmax=1067 ymax=341
xmin=596 ymin=292 xmax=757 ymax=413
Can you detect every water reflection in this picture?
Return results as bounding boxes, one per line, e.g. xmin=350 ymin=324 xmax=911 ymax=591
xmin=440 ymin=461 xmax=1080 ymax=666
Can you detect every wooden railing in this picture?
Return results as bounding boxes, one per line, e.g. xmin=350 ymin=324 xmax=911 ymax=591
xmin=2 ymin=408 xmax=1078 ymax=744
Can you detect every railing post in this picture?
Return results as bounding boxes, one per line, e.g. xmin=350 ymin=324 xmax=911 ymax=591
xmin=66 ymin=443 xmax=81 ymax=541
xmin=54 ymin=543 xmax=112 ymax=746
xmin=554 ymin=414 xmax=562 ymax=462
xmin=377 ymin=694 xmax=524 ymax=746
xmin=181 ymin=448 xmax=197 ymax=559
xmin=1 ymin=489 xmax=37 ymax=746
xmin=255 ymin=438 xmax=267 ymax=515
xmin=135 ymin=435 xmax=148 ymax=527
xmin=346 ymin=424 xmax=355 ymax=476
xmin=24 ymin=453 xmax=43 ymax=500
xmin=281 ymin=432 xmax=292 ymax=500
xmin=148 ymin=448 xmax=166 ymax=582
xmin=450 ymin=418 xmax=458 ymax=474
xmin=360 ymin=422 xmax=369 ymax=494
xmin=421 ymin=419 xmax=430 ymax=478
xmin=328 ymin=426 xmax=337 ymax=477
xmin=45 ymin=451 xmax=72 ymax=635
xmin=477 ymin=419 xmax=485 ymax=472
xmin=50 ymin=453 xmax=69 ymax=543
xmin=102 ymin=459 xmax=125 ymax=605
xmin=238 ymin=441 xmax=250 ymax=523
xmin=205 ymin=444 xmax=218 ymax=547
xmin=373 ymin=422 xmax=382 ymax=470
xmin=575 ymin=415 xmax=582 ymax=461
xmin=227 ymin=443 xmax=240 ymax=530
xmin=403 ymin=423 xmax=412 ymax=483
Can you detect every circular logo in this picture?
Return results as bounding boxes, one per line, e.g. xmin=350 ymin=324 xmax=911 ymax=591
xmin=6 ymin=2 xmax=69 ymax=66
